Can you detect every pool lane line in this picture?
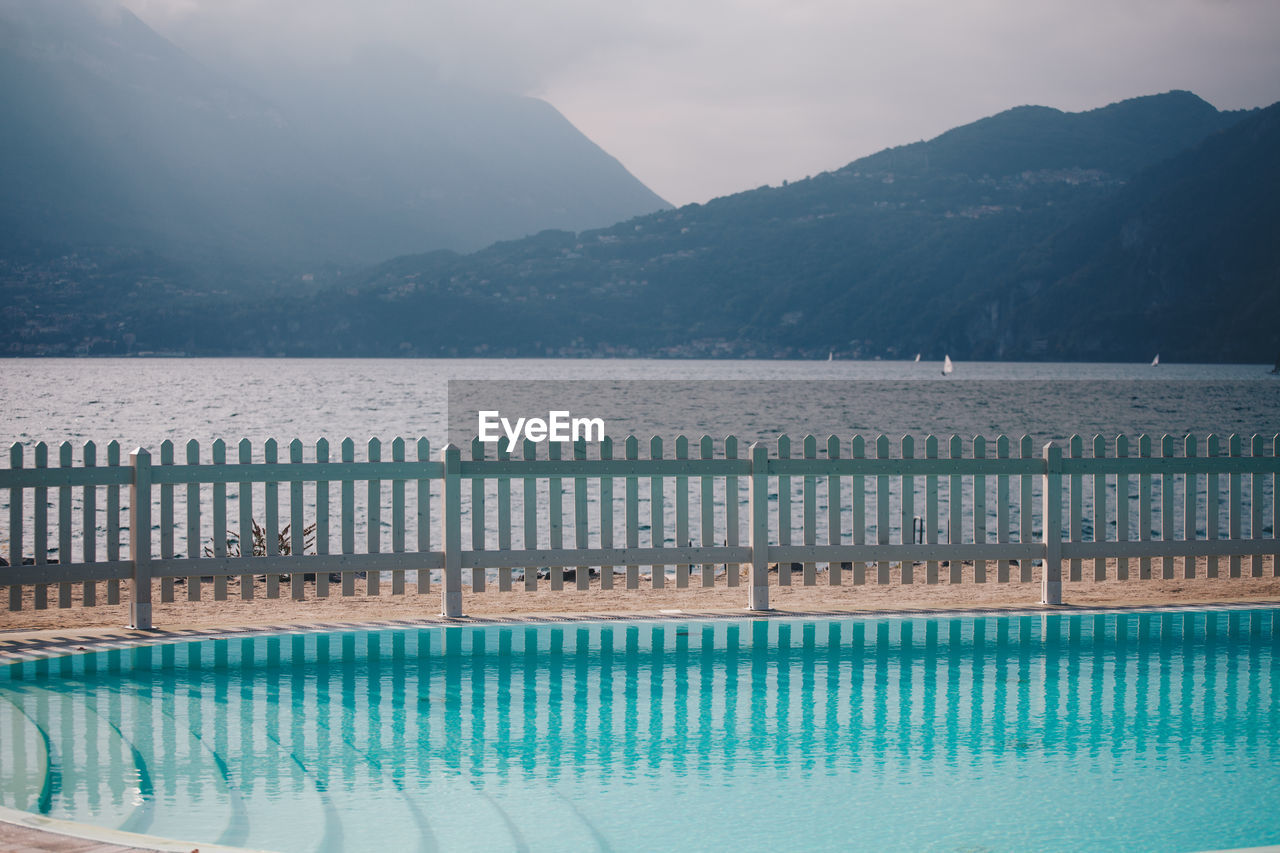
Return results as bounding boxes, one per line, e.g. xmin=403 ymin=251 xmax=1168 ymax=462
xmin=304 ymin=677 xmax=440 ymax=853
xmin=477 ymin=789 xmax=530 ymax=852
xmin=122 ymin=677 xmax=253 ymax=849
xmin=75 ymin=686 xmax=157 ymax=837
xmin=555 ymin=788 xmax=614 ymax=852
xmin=0 ymin=691 xmax=57 ymax=815
xmin=4 ymin=598 xmax=1280 ymax=663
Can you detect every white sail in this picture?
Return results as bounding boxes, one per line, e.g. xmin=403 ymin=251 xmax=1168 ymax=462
xmin=942 ymin=355 xmax=953 ymax=376
xmin=828 ymin=351 xmax=834 ymax=361
xmin=914 ymin=353 xmax=921 ymax=362
xmin=1152 ymin=354 xmax=1160 ymax=366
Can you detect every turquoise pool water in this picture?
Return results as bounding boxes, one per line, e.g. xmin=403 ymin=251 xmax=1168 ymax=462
xmin=2 ymin=609 xmax=1278 ymax=852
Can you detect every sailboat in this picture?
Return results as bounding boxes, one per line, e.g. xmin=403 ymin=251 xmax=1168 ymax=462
xmin=828 ymin=351 xmax=834 ymax=362
xmin=913 ymin=353 xmax=921 ymax=363
xmin=1151 ymin=354 xmax=1160 ymax=367
xmin=941 ymin=354 xmax=953 ymax=376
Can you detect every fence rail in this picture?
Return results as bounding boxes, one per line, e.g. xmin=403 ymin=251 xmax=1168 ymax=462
xmin=2 ymin=432 xmax=1277 ymax=628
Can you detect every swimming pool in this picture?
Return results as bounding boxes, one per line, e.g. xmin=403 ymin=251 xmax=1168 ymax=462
xmin=2 ymin=609 xmax=1278 ymax=852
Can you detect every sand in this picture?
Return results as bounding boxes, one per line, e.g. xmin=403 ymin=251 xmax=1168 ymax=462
xmin=3 ymin=558 xmax=1278 ymax=642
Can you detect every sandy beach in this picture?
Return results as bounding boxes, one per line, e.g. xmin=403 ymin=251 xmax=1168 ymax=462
xmin=3 ymin=558 xmax=1277 ymax=641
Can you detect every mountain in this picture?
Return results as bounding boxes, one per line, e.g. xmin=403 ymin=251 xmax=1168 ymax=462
xmin=0 ymin=0 xmax=669 ymax=267
xmin=4 ymin=90 xmax=1276 ymax=361
xmin=985 ymin=101 xmax=1280 ymax=360
xmin=267 ymin=91 xmax=1270 ymax=361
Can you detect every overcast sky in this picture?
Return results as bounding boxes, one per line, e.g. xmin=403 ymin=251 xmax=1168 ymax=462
xmin=122 ymin=0 xmax=1280 ymax=207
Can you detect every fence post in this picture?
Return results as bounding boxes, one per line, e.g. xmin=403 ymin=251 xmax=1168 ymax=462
xmin=1041 ymin=442 xmax=1062 ymax=605
xmin=129 ymin=447 xmax=153 ymax=630
xmin=441 ymin=443 xmax=463 ymax=618
xmin=748 ymin=442 xmax=770 ymax=611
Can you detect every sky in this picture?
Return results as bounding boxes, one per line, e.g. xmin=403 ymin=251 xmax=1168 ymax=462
xmin=121 ymin=0 xmax=1280 ymax=207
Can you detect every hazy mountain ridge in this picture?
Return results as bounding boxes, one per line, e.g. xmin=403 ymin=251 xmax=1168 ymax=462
xmin=0 ymin=0 xmax=670 ymax=268
xmin=3 ymin=78 xmax=1276 ymax=360
xmin=285 ymin=91 xmax=1271 ymax=361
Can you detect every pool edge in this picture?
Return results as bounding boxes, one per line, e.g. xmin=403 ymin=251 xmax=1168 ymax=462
xmin=0 ymin=803 xmax=278 ymax=853
xmin=3 ymin=598 xmax=1279 ymax=663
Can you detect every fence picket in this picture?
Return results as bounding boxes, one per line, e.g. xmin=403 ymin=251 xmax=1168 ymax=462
xmin=725 ymin=435 xmax=740 ymax=588
xmin=1184 ymin=435 xmax=1197 ymax=580
xmin=1206 ymin=434 xmax=1219 ymax=579
xmin=803 ymin=435 xmax=817 ymax=586
xmin=367 ymin=438 xmax=382 ymax=596
xmin=851 ymin=435 xmax=866 ymax=586
xmin=900 ymin=436 xmax=914 ymax=585
xmin=82 ymin=441 xmax=97 ymax=606
xmin=1068 ymin=435 xmax=1082 ymax=583
xmin=188 ymin=439 xmax=202 ymax=601
xmin=1161 ymin=435 xmax=1175 ymax=580
xmin=549 ymin=440 xmax=564 ymax=591
xmin=129 ymin=448 xmax=152 ymax=629
xmin=973 ymin=435 xmax=986 ymax=584
xmin=392 ymin=437 xmax=406 ymax=596
xmin=58 ymin=442 xmax=73 ymax=608
xmin=341 ymin=437 xmax=355 ymax=596
xmin=1252 ymin=434 xmax=1265 ymax=578
xmin=239 ymin=438 xmax=254 ymax=599
xmin=1115 ymin=435 xmax=1130 ymax=581
xmin=107 ymin=440 xmax=121 ymax=604
xmin=34 ymin=442 xmax=47 ymax=609
xmin=676 ymin=435 xmax=690 ymax=589
xmin=650 ymin=436 xmax=664 ymax=589
xmin=1041 ymin=442 xmax=1062 ymax=605
xmin=442 ymin=443 xmax=462 ymax=617
xmin=948 ymin=435 xmax=962 ymax=585
xmin=1139 ymin=434 xmax=1152 ymax=580
xmin=749 ymin=442 xmax=769 ymax=610
xmin=290 ymin=439 xmax=305 ymax=601
xmin=316 ymin=438 xmax=330 ymax=598
xmin=159 ymin=439 xmax=176 ymax=603
xmin=470 ymin=438 xmax=485 ymax=594
xmin=264 ymin=438 xmax=279 ymax=599
xmin=523 ymin=439 xmax=539 ymax=592
xmin=997 ymin=435 xmax=1010 ymax=583
xmin=574 ymin=438 xmax=589 ymax=591
xmin=1019 ymin=435 xmax=1033 ymax=583
xmin=828 ymin=435 xmax=842 ymax=586
xmin=700 ymin=435 xmax=715 ymax=588
xmin=1093 ymin=435 xmax=1107 ymax=581
xmin=599 ymin=437 xmax=613 ymax=590
xmin=877 ymin=435 xmax=890 ymax=585
xmin=625 ymin=436 xmax=639 ymax=590
xmin=498 ymin=437 xmax=513 ymax=592
xmin=8 ymin=443 xmax=22 ymax=610
xmin=1230 ymin=434 xmax=1242 ymax=578
xmin=777 ymin=435 xmax=791 ymax=587
xmin=416 ymin=437 xmax=430 ymax=594
xmin=927 ymin=435 xmax=940 ymax=584
xmin=213 ymin=439 xmax=228 ymax=601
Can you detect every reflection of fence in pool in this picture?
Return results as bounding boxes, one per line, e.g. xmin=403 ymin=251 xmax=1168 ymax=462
xmin=2 ymin=611 xmax=1276 ymax=852
xmin=1 ymin=432 xmax=1278 ymax=627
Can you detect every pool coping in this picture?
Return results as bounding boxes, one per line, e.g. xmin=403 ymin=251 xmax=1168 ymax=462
xmin=0 ymin=803 xmax=277 ymax=852
xmin=4 ymin=599 xmax=1280 ymax=853
xmin=3 ymin=598 xmax=1280 ymax=663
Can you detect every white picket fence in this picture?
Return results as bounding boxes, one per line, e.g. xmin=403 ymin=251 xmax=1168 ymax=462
xmin=2 ymin=433 xmax=1277 ymax=629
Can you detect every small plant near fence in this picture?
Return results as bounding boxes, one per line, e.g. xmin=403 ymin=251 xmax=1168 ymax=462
xmin=204 ymin=520 xmax=316 ymax=559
